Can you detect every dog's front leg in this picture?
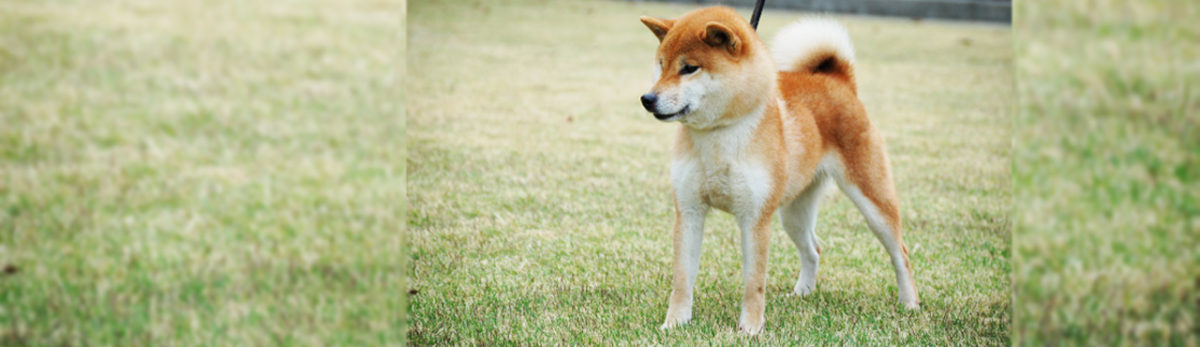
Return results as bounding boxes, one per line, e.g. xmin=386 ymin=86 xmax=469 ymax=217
xmin=661 ymin=199 xmax=707 ymax=330
xmin=737 ymin=210 xmax=773 ymax=335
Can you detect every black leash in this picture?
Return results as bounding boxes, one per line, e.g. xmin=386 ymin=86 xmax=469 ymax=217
xmin=749 ymin=0 xmax=766 ymax=30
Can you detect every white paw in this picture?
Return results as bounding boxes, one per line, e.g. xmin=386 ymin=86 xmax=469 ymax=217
xmin=737 ymin=321 xmax=764 ymax=335
xmin=793 ymin=278 xmax=816 ymax=297
xmin=660 ymin=310 xmax=691 ymax=330
xmin=899 ymin=288 xmax=920 ymax=310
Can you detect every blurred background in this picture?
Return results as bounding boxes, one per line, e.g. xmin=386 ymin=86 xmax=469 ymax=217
xmin=1013 ymin=0 xmax=1198 ymax=344
xmin=1 ymin=0 xmax=406 ymax=345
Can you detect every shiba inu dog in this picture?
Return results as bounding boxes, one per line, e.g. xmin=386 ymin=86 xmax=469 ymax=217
xmin=639 ymin=7 xmax=920 ymax=334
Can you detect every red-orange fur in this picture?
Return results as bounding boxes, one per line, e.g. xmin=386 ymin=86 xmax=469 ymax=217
xmin=643 ymin=6 xmax=915 ymax=334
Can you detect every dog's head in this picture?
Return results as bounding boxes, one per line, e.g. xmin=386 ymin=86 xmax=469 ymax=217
xmin=639 ymin=7 xmax=774 ymax=129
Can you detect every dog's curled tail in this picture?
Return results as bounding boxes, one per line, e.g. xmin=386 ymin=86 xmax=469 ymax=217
xmin=770 ymin=18 xmax=856 ymax=81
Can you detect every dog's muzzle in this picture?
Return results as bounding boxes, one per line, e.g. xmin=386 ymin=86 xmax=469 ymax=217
xmin=641 ymin=93 xmax=688 ymax=120
xmin=640 ymin=93 xmax=658 ymax=112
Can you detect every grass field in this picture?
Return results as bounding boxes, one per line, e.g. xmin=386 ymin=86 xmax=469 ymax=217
xmin=408 ymin=0 xmax=1010 ymax=344
xmin=1013 ymin=0 xmax=1200 ymax=344
xmin=0 ymin=0 xmax=406 ymax=345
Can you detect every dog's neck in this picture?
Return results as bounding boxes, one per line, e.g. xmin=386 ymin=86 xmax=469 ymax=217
xmin=681 ymin=98 xmax=775 ymax=163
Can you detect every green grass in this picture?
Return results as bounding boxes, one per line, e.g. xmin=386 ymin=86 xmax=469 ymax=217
xmin=1013 ymin=0 xmax=1200 ymax=345
xmin=408 ymin=0 xmax=1010 ymax=344
xmin=0 ymin=0 xmax=406 ymax=345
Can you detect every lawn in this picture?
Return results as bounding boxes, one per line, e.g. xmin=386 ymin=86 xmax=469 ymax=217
xmin=408 ymin=0 xmax=1010 ymax=344
xmin=0 ymin=0 xmax=406 ymax=345
xmin=1012 ymin=0 xmax=1200 ymax=344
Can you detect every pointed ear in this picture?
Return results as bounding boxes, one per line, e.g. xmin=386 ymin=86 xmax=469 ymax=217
xmin=700 ymin=21 xmax=741 ymax=55
xmin=640 ymin=16 xmax=674 ymax=42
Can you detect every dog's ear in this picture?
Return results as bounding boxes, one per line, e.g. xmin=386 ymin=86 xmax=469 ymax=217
xmin=640 ymin=16 xmax=674 ymax=42
xmin=701 ymin=21 xmax=741 ymax=55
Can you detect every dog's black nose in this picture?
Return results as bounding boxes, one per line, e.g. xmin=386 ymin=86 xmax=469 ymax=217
xmin=640 ymin=93 xmax=658 ymax=112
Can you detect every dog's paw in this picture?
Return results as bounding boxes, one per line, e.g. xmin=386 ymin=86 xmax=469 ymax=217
xmin=902 ymin=299 xmax=920 ymax=310
xmin=737 ymin=322 xmax=764 ymax=335
xmin=792 ymin=280 xmax=816 ymax=297
xmin=659 ymin=310 xmax=691 ymax=330
xmin=737 ymin=310 xmax=765 ymax=335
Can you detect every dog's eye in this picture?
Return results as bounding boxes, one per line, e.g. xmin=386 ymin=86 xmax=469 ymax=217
xmin=680 ymin=64 xmax=700 ymax=75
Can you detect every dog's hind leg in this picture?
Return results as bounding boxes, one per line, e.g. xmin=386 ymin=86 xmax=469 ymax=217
xmin=833 ymin=154 xmax=920 ymax=309
xmin=781 ymin=177 xmax=829 ymax=297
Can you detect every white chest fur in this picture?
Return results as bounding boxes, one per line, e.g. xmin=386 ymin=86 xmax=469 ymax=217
xmin=671 ymin=108 xmax=772 ymax=217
